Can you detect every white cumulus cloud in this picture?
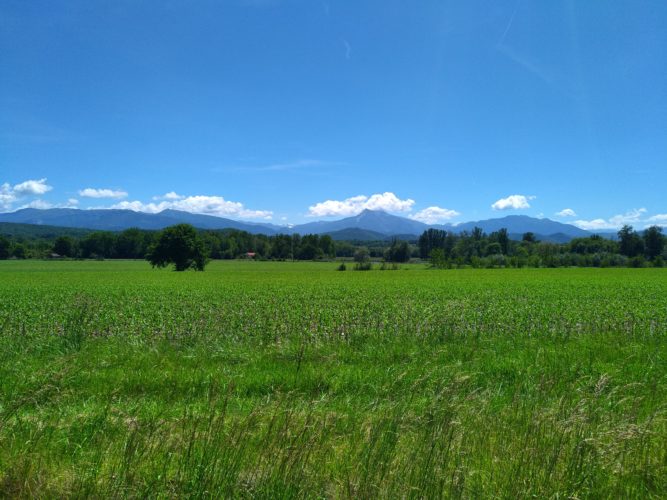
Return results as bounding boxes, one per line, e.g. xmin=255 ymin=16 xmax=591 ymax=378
xmin=111 ymin=195 xmax=273 ymax=220
xmin=0 ymin=183 xmax=15 ymax=210
xmin=152 ymin=191 xmax=184 ymax=201
xmin=555 ymin=208 xmax=577 ymax=217
xmin=307 ymin=192 xmax=415 ymax=217
xmin=79 ymin=188 xmax=128 ymax=199
xmin=12 ymin=178 xmax=53 ymax=196
xmin=491 ymin=194 xmax=535 ymax=211
xmin=1 ymin=178 xmax=54 ymax=211
xmin=409 ymin=206 xmax=460 ymax=224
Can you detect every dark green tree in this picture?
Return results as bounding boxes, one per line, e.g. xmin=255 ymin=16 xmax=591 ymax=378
xmin=386 ymin=239 xmax=410 ymax=262
xmin=353 ymin=246 xmax=371 ymax=270
xmin=353 ymin=247 xmax=370 ymax=263
xmin=80 ymin=231 xmax=116 ymax=258
xmin=319 ymin=234 xmax=336 ymax=258
xmin=115 ymin=228 xmax=146 ymax=259
xmin=522 ymin=232 xmax=537 ymax=243
xmin=0 ymin=236 xmax=10 ymax=259
xmin=53 ymin=236 xmax=74 ymax=257
xmin=430 ymin=248 xmax=448 ymax=268
xmin=147 ymin=224 xmax=208 ymax=271
xmin=485 ymin=242 xmax=502 ymax=256
xmin=12 ymin=243 xmax=27 ymax=259
xmin=496 ymin=228 xmax=510 ymax=255
xmin=269 ymin=234 xmax=292 ymax=260
xmin=618 ymin=225 xmax=644 ymax=257
xmin=643 ymin=225 xmax=664 ymax=260
xmin=418 ymin=229 xmax=447 ymax=259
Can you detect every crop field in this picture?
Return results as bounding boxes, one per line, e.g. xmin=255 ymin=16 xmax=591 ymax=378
xmin=1 ymin=260 xmax=666 ymax=498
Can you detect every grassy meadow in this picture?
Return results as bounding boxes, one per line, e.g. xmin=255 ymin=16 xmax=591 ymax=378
xmin=1 ymin=260 xmax=666 ymax=497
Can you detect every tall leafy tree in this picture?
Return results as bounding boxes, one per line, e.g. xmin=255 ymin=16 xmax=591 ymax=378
xmin=53 ymin=236 xmax=74 ymax=257
xmin=386 ymin=239 xmax=411 ymax=262
xmin=643 ymin=225 xmax=664 ymax=260
xmin=0 ymin=236 xmax=10 ymax=259
xmin=147 ymin=224 xmax=208 ymax=271
xmin=418 ymin=228 xmax=447 ymax=259
xmin=618 ymin=225 xmax=644 ymax=257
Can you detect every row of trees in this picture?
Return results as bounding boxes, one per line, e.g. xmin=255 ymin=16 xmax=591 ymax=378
xmin=1 ymin=223 xmax=665 ymax=268
xmin=0 ymin=227 xmax=338 ymax=262
xmin=419 ymin=225 xmax=666 ymax=268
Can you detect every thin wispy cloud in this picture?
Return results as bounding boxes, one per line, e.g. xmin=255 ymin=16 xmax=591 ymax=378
xmin=18 ymin=198 xmax=79 ymax=210
xmin=497 ymin=44 xmax=555 ymax=86
xmin=648 ymin=214 xmax=667 ymax=224
xmin=573 ymin=208 xmax=649 ymax=230
xmin=219 ymin=159 xmax=346 ymax=173
xmin=498 ymin=0 xmax=521 ymax=46
xmin=342 ymin=39 xmax=351 ymax=59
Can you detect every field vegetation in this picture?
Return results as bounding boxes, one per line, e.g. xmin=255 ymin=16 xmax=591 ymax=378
xmin=1 ymin=260 xmax=666 ymax=497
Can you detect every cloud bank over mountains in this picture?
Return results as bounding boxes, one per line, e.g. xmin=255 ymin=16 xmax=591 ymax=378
xmin=307 ymin=192 xmax=415 ymax=217
xmin=112 ymin=195 xmax=274 ymax=220
xmin=1 ymin=178 xmax=53 ymax=210
xmin=306 ymin=192 xmax=459 ymax=224
xmin=1 ymin=177 xmax=666 ymax=230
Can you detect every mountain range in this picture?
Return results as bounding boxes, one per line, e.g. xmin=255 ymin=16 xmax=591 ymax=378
xmin=0 ymin=208 xmax=595 ymax=241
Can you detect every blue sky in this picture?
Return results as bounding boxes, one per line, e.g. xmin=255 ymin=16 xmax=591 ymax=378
xmin=1 ymin=0 xmax=666 ymax=229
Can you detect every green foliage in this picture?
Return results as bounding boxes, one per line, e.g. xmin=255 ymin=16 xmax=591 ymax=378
xmin=618 ymin=225 xmax=644 ymax=257
xmin=430 ymin=248 xmax=448 ymax=269
xmin=643 ymin=225 xmax=665 ymax=260
xmin=53 ymin=236 xmax=74 ymax=257
xmin=385 ymin=239 xmax=410 ymax=263
xmin=0 ymin=236 xmax=10 ymax=259
xmin=147 ymin=224 xmax=208 ymax=271
xmin=522 ymin=231 xmax=537 ymax=243
xmin=0 ymin=221 xmax=664 ymax=269
xmin=353 ymin=247 xmax=370 ymax=264
xmin=12 ymin=243 xmax=27 ymax=259
xmin=418 ymin=228 xmax=448 ymax=259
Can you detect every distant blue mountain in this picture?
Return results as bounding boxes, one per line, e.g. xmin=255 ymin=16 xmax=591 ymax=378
xmin=0 ymin=208 xmax=280 ymax=234
xmin=444 ymin=215 xmax=590 ymax=239
xmin=291 ymin=210 xmax=590 ymax=240
xmin=292 ymin=209 xmax=429 ymax=236
xmin=0 ymin=208 xmax=594 ymax=241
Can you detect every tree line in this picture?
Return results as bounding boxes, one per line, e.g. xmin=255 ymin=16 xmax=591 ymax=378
xmin=0 ymin=223 xmax=665 ymax=267
xmin=0 ymin=226 xmax=338 ymax=261
xmin=418 ymin=225 xmax=666 ymax=268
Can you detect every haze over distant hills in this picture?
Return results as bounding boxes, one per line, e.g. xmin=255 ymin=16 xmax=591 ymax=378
xmin=0 ymin=208 xmax=598 ymax=241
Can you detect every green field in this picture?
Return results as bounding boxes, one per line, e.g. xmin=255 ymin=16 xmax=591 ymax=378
xmin=1 ymin=261 xmax=666 ymax=497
